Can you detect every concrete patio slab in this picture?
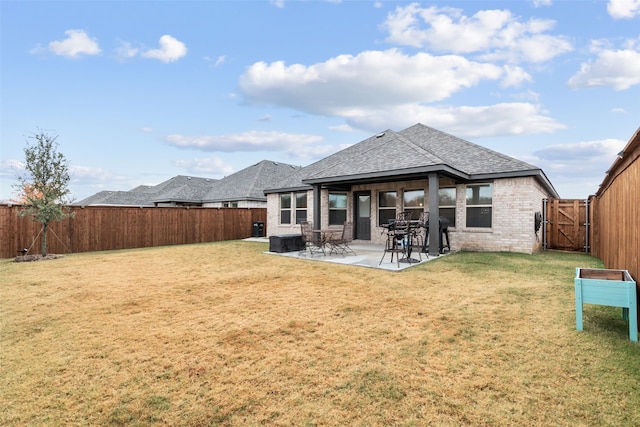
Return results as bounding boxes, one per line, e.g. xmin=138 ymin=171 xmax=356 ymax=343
xmin=244 ymin=238 xmax=447 ymax=272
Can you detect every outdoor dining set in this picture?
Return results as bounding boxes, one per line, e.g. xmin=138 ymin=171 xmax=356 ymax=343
xmin=300 ymin=221 xmax=356 ymax=257
xmin=299 ymin=211 xmax=450 ymax=267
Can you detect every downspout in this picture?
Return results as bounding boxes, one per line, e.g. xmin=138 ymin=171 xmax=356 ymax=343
xmin=313 ymin=185 xmax=322 ymax=229
xmin=428 ymin=173 xmax=440 ymax=256
xmin=542 ymin=198 xmax=548 ymax=251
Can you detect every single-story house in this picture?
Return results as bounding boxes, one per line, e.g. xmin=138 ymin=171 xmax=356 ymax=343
xmin=264 ymin=123 xmax=559 ymax=255
xmin=77 ymin=160 xmax=300 ymax=208
xmin=200 ymin=160 xmax=300 ymax=208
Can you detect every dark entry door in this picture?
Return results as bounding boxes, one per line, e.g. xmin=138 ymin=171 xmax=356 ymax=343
xmin=354 ymin=192 xmax=371 ymax=240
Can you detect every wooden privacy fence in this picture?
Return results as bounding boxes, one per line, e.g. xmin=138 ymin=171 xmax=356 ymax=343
xmin=0 ymin=205 xmax=267 ymax=259
xmin=544 ymin=199 xmax=589 ymax=253
xmin=589 ymin=134 xmax=640 ymax=282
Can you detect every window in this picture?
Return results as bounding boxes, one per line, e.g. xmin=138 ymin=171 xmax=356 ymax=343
xmin=466 ymin=184 xmax=492 ymax=228
xmin=295 ymin=192 xmax=307 ymax=224
xmin=403 ymin=189 xmax=424 ymax=221
xmin=329 ymin=193 xmax=347 ymax=225
xmin=280 ymin=193 xmax=291 ymax=224
xmin=378 ymin=191 xmax=397 ymax=226
xmin=439 ymin=187 xmax=456 ymax=227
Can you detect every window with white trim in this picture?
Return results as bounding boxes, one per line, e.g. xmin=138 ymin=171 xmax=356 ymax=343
xmin=280 ymin=193 xmax=292 ymax=224
xmin=466 ymin=184 xmax=492 ymax=228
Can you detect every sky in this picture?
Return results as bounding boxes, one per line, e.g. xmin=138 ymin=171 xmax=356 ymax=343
xmin=1 ymin=0 xmax=639 ymax=202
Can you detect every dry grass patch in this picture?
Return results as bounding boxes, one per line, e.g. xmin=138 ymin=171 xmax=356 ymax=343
xmin=1 ymin=242 xmax=639 ymax=426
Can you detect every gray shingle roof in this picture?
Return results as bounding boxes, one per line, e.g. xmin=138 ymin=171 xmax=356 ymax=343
xmin=204 ymin=160 xmax=301 ymax=202
xmin=76 ymin=190 xmax=156 ymax=206
xmin=76 ymin=161 xmax=301 ymax=206
xmin=266 ymin=123 xmax=558 ymax=197
xmin=150 ymin=176 xmax=218 ymax=203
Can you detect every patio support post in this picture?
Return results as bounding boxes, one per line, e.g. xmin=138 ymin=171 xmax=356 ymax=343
xmin=313 ymin=184 xmax=322 ymax=229
xmin=428 ymin=173 xmax=440 ymax=256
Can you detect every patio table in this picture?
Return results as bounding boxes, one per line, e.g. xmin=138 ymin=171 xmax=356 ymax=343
xmin=313 ymin=229 xmax=339 ymax=254
xmin=399 ymin=221 xmax=422 ymax=264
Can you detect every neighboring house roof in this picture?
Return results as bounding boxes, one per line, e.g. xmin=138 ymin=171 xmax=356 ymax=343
xmin=76 ymin=190 xmax=156 ymax=206
xmin=150 ymin=176 xmax=218 ymax=204
xmin=203 ymin=160 xmax=301 ymax=203
xmin=77 ymin=175 xmax=218 ymax=206
xmin=266 ymin=123 xmax=559 ymax=197
xmin=76 ymin=160 xmax=301 ymax=206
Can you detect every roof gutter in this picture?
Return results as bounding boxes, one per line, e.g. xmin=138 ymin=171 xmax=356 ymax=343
xmin=301 ymin=164 xmax=469 ymax=186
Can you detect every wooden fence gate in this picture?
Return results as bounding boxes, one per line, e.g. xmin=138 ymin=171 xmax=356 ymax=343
xmin=544 ymin=199 xmax=590 ymax=252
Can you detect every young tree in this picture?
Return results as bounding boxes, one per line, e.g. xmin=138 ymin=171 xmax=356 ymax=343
xmin=14 ymin=131 xmax=74 ymax=256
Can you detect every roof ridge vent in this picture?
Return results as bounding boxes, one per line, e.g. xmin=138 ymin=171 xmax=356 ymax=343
xmin=376 ymin=132 xmax=385 ymax=138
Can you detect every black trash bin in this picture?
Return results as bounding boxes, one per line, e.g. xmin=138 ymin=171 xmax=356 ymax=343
xmin=252 ymin=221 xmax=264 ymax=237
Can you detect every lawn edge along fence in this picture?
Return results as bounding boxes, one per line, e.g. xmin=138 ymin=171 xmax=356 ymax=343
xmin=0 ymin=204 xmax=266 ymax=259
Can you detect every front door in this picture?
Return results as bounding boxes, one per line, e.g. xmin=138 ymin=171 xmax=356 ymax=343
xmin=354 ymin=192 xmax=371 ymax=240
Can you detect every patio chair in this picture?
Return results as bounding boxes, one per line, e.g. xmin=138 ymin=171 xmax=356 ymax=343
xmin=328 ymin=222 xmax=356 ymax=256
xmin=300 ymin=221 xmax=325 ymax=256
xmin=396 ymin=211 xmax=413 ymax=221
xmin=379 ymin=219 xmax=406 ymax=267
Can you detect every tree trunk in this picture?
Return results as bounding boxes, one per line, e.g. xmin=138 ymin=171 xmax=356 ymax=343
xmin=42 ymin=223 xmax=48 ymax=257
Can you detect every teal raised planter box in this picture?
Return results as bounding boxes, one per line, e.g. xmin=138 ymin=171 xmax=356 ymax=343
xmin=575 ymin=268 xmax=638 ymax=342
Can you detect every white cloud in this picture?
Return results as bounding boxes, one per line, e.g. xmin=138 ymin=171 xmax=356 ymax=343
xmin=114 ymin=40 xmax=139 ymax=62
xmin=35 ymin=29 xmax=101 ymax=58
xmin=521 ymin=139 xmax=625 ymax=199
xmin=238 ymin=49 xmax=564 ymax=138
xmin=240 ymin=49 xmax=503 ymax=114
xmin=526 ymin=138 xmax=626 ymax=198
xmin=340 ymin=102 xmax=565 ymax=138
xmin=500 ymin=65 xmax=533 ymax=88
xmin=567 ymin=40 xmax=640 ymax=90
xmin=165 ymin=130 xmax=323 ymax=153
xmin=141 ymin=35 xmax=187 ymax=63
xmin=534 ymin=139 xmax=625 ymax=162
xmin=204 ymin=55 xmax=226 ymax=67
xmin=70 ymin=165 xmax=125 ymax=181
xmin=608 ymin=0 xmax=640 ymax=19
xmin=67 ymin=166 xmax=142 ymax=200
xmin=381 ymin=5 xmax=572 ymax=64
xmin=0 ymin=159 xmax=25 ymax=177
xmin=533 ymin=0 xmax=553 ymax=7
xmin=329 ymin=124 xmax=356 ymax=132
xmin=175 ymin=157 xmax=235 ymax=175
xmin=165 ymin=131 xmax=344 ymax=162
